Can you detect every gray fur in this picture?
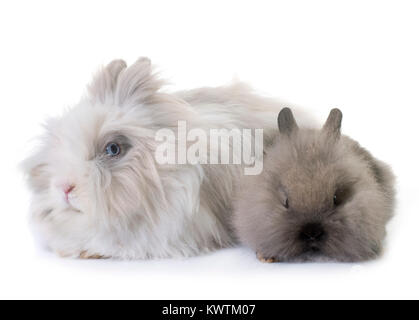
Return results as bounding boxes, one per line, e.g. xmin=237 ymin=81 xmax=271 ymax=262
xmin=233 ymin=108 xmax=396 ymax=262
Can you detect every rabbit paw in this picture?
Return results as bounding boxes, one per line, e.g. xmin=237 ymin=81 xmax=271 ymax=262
xmin=79 ymin=251 xmax=106 ymax=259
xmin=257 ymin=252 xmax=279 ymax=263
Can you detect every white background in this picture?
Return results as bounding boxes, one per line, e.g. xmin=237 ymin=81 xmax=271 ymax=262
xmin=0 ymin=0 xmax=418 ymax=299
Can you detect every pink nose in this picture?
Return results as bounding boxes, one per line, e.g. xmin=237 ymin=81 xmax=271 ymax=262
xmin=63 ymin=184 xmax=75 ymax=195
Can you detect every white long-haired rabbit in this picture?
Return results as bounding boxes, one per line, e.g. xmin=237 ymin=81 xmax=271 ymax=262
xmin=22 ymin=57 xmax=299 ymax=259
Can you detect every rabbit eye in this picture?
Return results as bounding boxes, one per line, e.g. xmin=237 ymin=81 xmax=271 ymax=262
xmin=333 ymin=185 xmax=352 ymax=206
xmin=105 ymin=142 xmax=121 ymax=156
xmin=284 ymin=198 xmax=289 ymax=209
xmin=333 ymin=193 xmax=344 ymax=206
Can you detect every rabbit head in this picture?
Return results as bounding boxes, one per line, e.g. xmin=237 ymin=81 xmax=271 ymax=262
xmin=22 ymin=58 xmax=198 ymax=258
xmin=233 ymin=108 xmax=396 ymax=262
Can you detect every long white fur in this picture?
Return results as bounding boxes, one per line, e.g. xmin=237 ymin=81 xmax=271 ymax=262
xmin=22 ymin=57 xmax=305 ymax=259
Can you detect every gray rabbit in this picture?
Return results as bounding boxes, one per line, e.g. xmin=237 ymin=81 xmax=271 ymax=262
xmin=233 ymin=108 xmax=395 ymax=262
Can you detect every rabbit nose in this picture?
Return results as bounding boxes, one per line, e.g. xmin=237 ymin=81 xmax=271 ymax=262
xmin=299 ymin=223 xmax=325 ymax=242
xmin=62 ymin=184 xmax=75 ymax=195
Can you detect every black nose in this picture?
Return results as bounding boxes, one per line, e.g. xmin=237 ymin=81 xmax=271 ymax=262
xmin=299 ymin=223 xmax=325 ymax=242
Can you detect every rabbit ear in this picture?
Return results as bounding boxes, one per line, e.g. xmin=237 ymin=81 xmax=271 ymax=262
xmin=114 ymin=57 xmax=163 ymax=106
xmin=277 ymin=108 xmax=298 ymax=136
xmin=322 ymin=108 xmax=343 ymax=138
xmin=88 ymin=59 xmax=127 ymax=104
xmin=88 ymin=57 xmax=162 ymax=106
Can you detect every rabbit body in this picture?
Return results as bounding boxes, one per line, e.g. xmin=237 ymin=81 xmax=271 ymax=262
xmin=23 ymin=58 xmax=294 ymax=259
